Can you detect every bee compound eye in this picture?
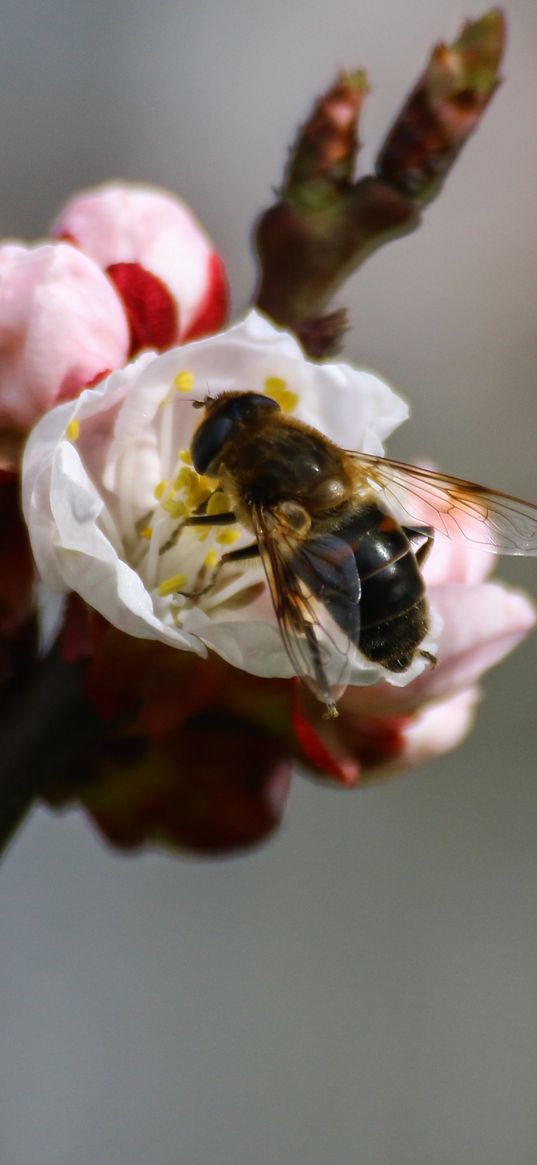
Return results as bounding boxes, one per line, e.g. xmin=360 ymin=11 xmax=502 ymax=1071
xmin=191 ymin=392 xmax=280 ymax=473
xmin=191 ymin=414 xmax=234 ymax=474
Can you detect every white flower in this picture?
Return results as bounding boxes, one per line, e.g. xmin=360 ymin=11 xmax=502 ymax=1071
xmin=22 ymin=311 xmax=425 ymax=685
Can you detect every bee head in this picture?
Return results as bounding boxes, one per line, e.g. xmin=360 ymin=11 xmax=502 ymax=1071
xmin=191 ymin=391 xmax=280 ymax=474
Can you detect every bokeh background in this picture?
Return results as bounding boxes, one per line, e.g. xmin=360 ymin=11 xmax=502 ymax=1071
xmin=1 ymin=1 xmax=537 ymax=1162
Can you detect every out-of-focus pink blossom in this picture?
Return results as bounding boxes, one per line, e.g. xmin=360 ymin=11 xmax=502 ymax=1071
xmin=51 ymin=183 xmax=229 ymax=351
xmin=0 ymin=242 xmax=130 ymax=434
xmin=43 ymin=618 xmax=294 ymax=855
xmin=0 ymin=478 xmax=37 ymax=692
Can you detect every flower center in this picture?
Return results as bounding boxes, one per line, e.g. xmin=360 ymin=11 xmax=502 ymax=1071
xmin=89 ymin=369 xmax=301 ymax=632
xmin=131 ymin=442 xmax=257 ymax=628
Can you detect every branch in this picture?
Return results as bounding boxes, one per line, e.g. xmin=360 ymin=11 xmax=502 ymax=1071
xmin=253 ymin=9 xmax=506 ymax=355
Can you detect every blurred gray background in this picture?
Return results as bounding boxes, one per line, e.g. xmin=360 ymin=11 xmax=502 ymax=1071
xmin=1 ymin=1 xmax=537 ymax=1162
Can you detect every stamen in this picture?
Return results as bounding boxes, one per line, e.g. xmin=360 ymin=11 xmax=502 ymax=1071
xmin=178 ymin=449 xmax=192 ymax=465
xmin=154 ymin=479 xmax=168 ymax=501
xmin=172 ymin=466 xmax=214 ymax=510
xmin=143 ymin=517 xmax=166 ymax=587
xmin=204 ymin=549 xmax=220 ymax=569
xmin=162 ymin=497 xmax=187 ymax=519
xmin=207 ymin=490 xmax=232 ymax=516
xmin=158 ymin=573 xmax=188 ymax=597
xmin=216 ymin=529 xmax=240 ymax=546
xmin=66 ymin=418 xmax=80 ymax=442
xmin=264 ymin=377 xmax=298 ymax=413
xmin=139 ymin=526 xmax=153 ymax=539
xmin=173 ymin=466 xmax=196 ymax=491
xmin=157 ymin=526 xmax=182 ymax=557
xmin=173 ymin=370 xmax=194 ymax=393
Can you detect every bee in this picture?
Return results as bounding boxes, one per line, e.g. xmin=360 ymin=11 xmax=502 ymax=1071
xmin=184 ymin=390 xmax=537 ymax=717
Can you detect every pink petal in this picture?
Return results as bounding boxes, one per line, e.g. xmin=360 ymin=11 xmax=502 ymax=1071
xmin=0 ymin=243 xmax=129 ymax=431
xmin=422 ymin=527 xmax=494 ymax=586
xmin=52 ymin=183 xmax=229 ymax=339
xmin=378 ymin=687 xmax=481 ymax=778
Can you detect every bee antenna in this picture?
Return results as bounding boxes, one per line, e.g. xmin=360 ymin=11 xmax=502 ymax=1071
xmin=192 ymin=389 xmax=215 ymax=410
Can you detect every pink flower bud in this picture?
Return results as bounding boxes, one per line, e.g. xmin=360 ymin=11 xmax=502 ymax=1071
xmin=0 ymin=242 xmax=130 ymax=433
xmin=51 ymin=183 xmax=229 ymax=351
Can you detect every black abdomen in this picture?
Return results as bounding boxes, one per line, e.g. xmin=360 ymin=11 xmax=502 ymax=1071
xmin=336 ymin=503 xmax=429 ymax=672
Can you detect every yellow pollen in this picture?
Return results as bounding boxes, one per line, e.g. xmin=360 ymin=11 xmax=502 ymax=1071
xmin=173 ymin=370 xmax=194 ymax=394
xmin=163 ymin=497 xmax=187 ymax=519
xmin=216 ymin=528 xmax=240 ymax=546
xmin=207 ymin=490 xmax=231 ymax=516
xmin=66 ymin=418 xmax=80 ymax=442
xmin=179 ymin=449 xmax=192 ymax=465
xmin=158 ymin=573 xmax=188 ymax=597
xmin=172 ymin=465 xmax=214 ymax=511
xmin=264 ymin=377 xmax=298 ymax=413
xmin=173 ymin=466 xmax=196 ymax=490
xmin=139 ymin=526 xmax=153 ymax=540
xmin=154 ymin=479 xmax=168 ymax=501
xmin=204 ymin=549 xmax=220 ymax=569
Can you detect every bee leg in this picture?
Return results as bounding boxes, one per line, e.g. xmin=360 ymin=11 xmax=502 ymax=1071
xmin=183 ymin=511 xmax=237 ymax=526
xmin=220 ymin=542 xmax=261 ymax=565
xmin=404 ymin=525 xmax=435 ymax=566
xmin=178 ymin=542 xmax=261 ymax=599
xmin=406 ymin=526 xmax=436 ymax=669
xmin=160 ymin=511 xmax=239 ymax=558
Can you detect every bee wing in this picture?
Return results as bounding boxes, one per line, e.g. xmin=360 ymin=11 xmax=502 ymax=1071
xmin=351 ymin=453 xmax=537 ymax=556
xmin=252 ymin=505 xmax=362 ymax=710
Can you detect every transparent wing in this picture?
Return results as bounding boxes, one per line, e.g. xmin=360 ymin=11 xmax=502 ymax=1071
xmin=350 ymin=453 xmax=537 ymax=556
xmin=252 ymin=505 xmax=362 ymax=712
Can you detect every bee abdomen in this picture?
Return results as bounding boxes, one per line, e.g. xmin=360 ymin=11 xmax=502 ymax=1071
xmin=358 ymin=603 xmax=429 ymax=671
xmin=338 ymin=503 xmax=429 ymax=671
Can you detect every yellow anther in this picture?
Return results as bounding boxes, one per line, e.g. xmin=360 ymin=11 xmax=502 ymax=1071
xmin=170 ymin=465 xmax=216 ymax=518
xmin=66 ymin=418 xmax=80 ymax=442
xmin=179 ymin=449 xmax=192 ymax=465
xmin=196 ymin=475 xmax=215 ymax=495
xmin=207 ymin=491 xmax=231 ymax=516
xmin=173 ymin=370 xmax=194 ymax=393
xmin=139 ymin=526 xmax=153 ymax=540
xmin=204 ymin=549 xmax=220 ymax=569
xmin=162 ymin=498 xmax=186 ymax=519
xmin=158 ymin=573 xmax=188 ymax=597
xmin=154 ymin=479 xmax=168 ymax=501
xmin=216 ymin=528 xmax=240 ymax=546
xmin=264 ymin=377 xmax=298 ymax=413
xmin=173 ymin=466 xmax=196 ymax=491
